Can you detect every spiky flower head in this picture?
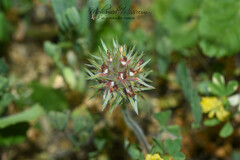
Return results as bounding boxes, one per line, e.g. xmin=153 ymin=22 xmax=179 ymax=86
xmin=85 ymin=39 xmax=154 ymax=114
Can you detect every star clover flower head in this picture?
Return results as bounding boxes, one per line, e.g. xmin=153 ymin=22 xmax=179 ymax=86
xmin=85 ymin=39 xmax=155 ymax=114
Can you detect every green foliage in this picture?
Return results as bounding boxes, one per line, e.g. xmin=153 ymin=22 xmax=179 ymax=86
xmin=219 ymin=121 xmax=234 ymax=138
xmin=44 ymin=41 xmax=61 ymax=65
xmin=232 ymin=151 xmax=240 ymax=160
xmin=154 ymin=110 xmax=172 ymax=127
xmin=162 ymin=0 xmax=201 ymax=50
xmin=154 ymin=0 xmax=240 ymax=57
xmin=171 ymin=152 xmax=186 ymax=160
xmin=51 ymin=0 xmax=80 ymax=32
xmin=166 ymin=125 xmax=180 ymax=137
xmin=152 ymin=0 xmax=172 ymax=21
xmin=0 ymin=122 xmax=29 ymax=147
xmin=151 ymin=138 xmax=164 ymax=154
xmin=62 ymin=67 xmax=77 ymax=90
xmin=0 ymin=12 xmax=11 ymax=42
xmin=71 ymin=107 xmax=94 ymax=133
xmin=164 ymin=138 xmax=181 ymax=155
xmin=0 ymin=104 xmax=44 ymax=129
xmin=48 ymin=110 xmax=69 ymax=130
xmin=0 ymin=134 xmax=26 ymax=147
xmin=151 ymin=111 xmax=185 ymax=159
xmin=208 ymin=72 xmax=238 ymax=97
xmin=176 ymin=61 xmax=202 ymax=125
xmin=0 ymin=0 xmax=11 ymax=10
xmin=128 ymin=144 xmax=142 ymax=160
xmin=0 ymin=93 xmax=14 ymax=114
xmin=48 ymin=107 xmax=95 ymax=148
xmin=70 ymin=107 xmax=94 ymax=146
xmin=0 ymin=77 xmax=8 ymax=92
xmin=151 ymin=137 xmax=185 ymax=160
xmin=0 ymin=66 xmax=14 ymax=115
xmin=94 ymin=137 xmax=106 ymax=151
xmin=0 ymin=58 xmax=8 ymax=74
xmin=124 ymin=139 xmax=144 ymax=160
xmin=156 ymin=37 xmax=172 ymax=75
xmin=199 ymin=0 xmax=240 ymax=57
xmin=30 ymin=82 xmax=68 ymax=111
xmin=88 ymin=137 xmax=107 ymax=158
xmin=204 ymin=118 xmax=220 ymax=127
xmin=44 ymin=41 xmax=87 ymax=93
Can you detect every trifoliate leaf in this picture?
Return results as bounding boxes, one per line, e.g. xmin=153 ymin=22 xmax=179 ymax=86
xmin=154 ymin=110 xmax=172 ymax=127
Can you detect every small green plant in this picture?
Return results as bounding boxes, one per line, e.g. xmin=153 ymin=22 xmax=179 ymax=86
xmin=124 ymin=110 xmax=185 ymax=160
xmin=0 ymin=59 xmax=44 ymax=146
xmin=200 ymin=72 xmax=239 ymax=137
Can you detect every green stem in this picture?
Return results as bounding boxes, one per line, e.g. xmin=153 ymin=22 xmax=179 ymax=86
xmin=121 ymin=104 xmax=150 ymax=153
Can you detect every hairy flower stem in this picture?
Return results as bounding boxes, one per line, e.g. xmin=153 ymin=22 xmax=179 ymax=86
xmin=121 ymin=104 xmax=150 ymax=153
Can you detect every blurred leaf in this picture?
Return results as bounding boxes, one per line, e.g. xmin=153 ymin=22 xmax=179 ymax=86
xmin=0 ymin=93 xmax=14 ymax=114
xmin=208 ymin=83 xmax=225 ymax=96
xmin=124 ymin=138 xmax=130 ymax=149
xmin=226 ymin=81 xmax=238 ymax=96
xmin=0 ymin=0 xmax=11 ymax=10
xmin=152 ymin=0 xmax=173 ymax=21
xmin=151 ymin=138 xmax=164 ymax=154
xmin=51 ymin=0 xmax=80 ymax=31
xmin=94 ymin=138 xmax=106 ymax=151
xmin=232 ymin=151 xmax=240 ymax=160
xmin=30 ymin=82 xmax=68 ymax=111
xmin=197 ymin=80 xmax=209 ymax=95
xmin=163 ymin=0 xmax=202 ymax=49
xmin=0 ymin=104 xmax=44 ymax=129
xmin=157 ymin=37 xmax=172 ymax=75
xmin=208 ymin=73 xmax=238 ymax=97
xmin=62 ymin=67 xmax=76 ymax=90
xmin=212 ymin=72 xmax=225 ymax=86
xmin=65 ymin=7 xmax=80 ymax=26
xmin=128 ymin=144 xmax=141 ymax=160
xmin=176 ymin=61 xmax=202 ymax=125
xmin=0 ymin=77 xmax=8 ymax=93
xmin=120 ymin=0 xmax=132 ymax=32
xmin=0 ymin=12 xmax=11 ymax=42
xmin=172 ymin=152 xmax=186 ymax=160
xmin=219 ymin=122 xmax=233 ymax=138
xmin=204 ymin=118 xmax=220 ymax=127
xmin=71 ymin=107 xmax=94 ymax=133
xmin=154 ymin=110 xmax=172 ymax=127
xmin=88 ymin=0 xmax=99 ymax=10
xmin=164 ymin=138 xmax=181 ymax=155
xmin=76 ymin=71 xmax=87 ymax=93
xmin=71 ymin=107 xmax=94 ymax=146
xmin=166 ymin=125 xmax=180 ymax=136
xmin=199 ymin=0 xmax=240 ymax=57
xmin=44 ymin=41 xmax=62 ymax=66
xmin=0 ymin=135 xmax=25 ymax=147
xmin=44 ymin=41 xmax=59 ymax=57
xmin=0 ymin=58 xmax=8 ymax=74
xmin=48 ymin=110 xmax=69 ymax=130
xmin=0 ymin=122 xmax=29 ymax=147
xmin=78 ymin=7 xmax=89 ymax=35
